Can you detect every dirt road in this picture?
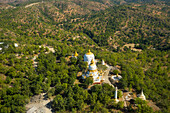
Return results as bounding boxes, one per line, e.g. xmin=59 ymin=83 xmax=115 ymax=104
xmin=103 ymin=65 xmax=115 ymax=87
xmin=26 ymin=93 xmax=53 ymax=113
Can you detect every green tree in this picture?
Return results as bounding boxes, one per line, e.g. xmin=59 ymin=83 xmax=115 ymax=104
xmin=84 ymin=77 xmax=93 ymax=88
xmin=52 ymin=94 xmax=65 ymax=111
xmin=92 ymin=101 xmax=103 ymax=112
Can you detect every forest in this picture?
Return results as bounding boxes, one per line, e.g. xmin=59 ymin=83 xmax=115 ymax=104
xmin=0 ymin=0 xmax=169 ymax=113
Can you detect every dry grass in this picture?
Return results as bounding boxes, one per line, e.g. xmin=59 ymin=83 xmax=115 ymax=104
xmin=123 ymin=43 xmax=142 ymax=52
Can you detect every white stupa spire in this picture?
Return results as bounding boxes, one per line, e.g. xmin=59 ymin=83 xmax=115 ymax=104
xmin=141 ymin=89 xmax=144 ymax=95
xmin=114 ymin=87 xmax=119 ymax=102
xmin=138 ymin=89 xmax=146 ymax=100
xmin=102 ymin=59 xmax=105 ymax=65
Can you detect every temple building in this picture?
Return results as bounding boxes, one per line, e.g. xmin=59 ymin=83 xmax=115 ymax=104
xmin=137 ymin=89 xmax=146 ymax=100
xmin=111 ymin=73 xmax=122 ymax=82
xmin=82 ymin=50 xmax=104 ymax=83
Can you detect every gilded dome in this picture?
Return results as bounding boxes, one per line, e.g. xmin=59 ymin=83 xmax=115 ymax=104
xmin=86 ymin=49 xmax=93 ymax=55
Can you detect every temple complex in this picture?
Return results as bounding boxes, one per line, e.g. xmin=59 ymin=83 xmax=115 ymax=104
xmin=81 ymin=50 xmax=104 ymax=83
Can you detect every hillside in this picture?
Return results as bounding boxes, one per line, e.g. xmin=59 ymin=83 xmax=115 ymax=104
xmin=0 ymin=1 xmax=169 ymax=49
xmin=67 ymin=5 xmax=169 ymax=50
xmin=0 ymin=0 xmax=169 ymax=113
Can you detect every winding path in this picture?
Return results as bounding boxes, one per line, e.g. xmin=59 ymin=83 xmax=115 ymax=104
xmin=25 ymin=2 xmax=40 ymax=8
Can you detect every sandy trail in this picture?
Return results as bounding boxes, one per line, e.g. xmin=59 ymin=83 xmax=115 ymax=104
xmin=25 ymin=2 xmax=40 ymax=8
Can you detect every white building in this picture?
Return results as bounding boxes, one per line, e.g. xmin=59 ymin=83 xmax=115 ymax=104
xmin=112 ymin=74 xmax=122 ymax=82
